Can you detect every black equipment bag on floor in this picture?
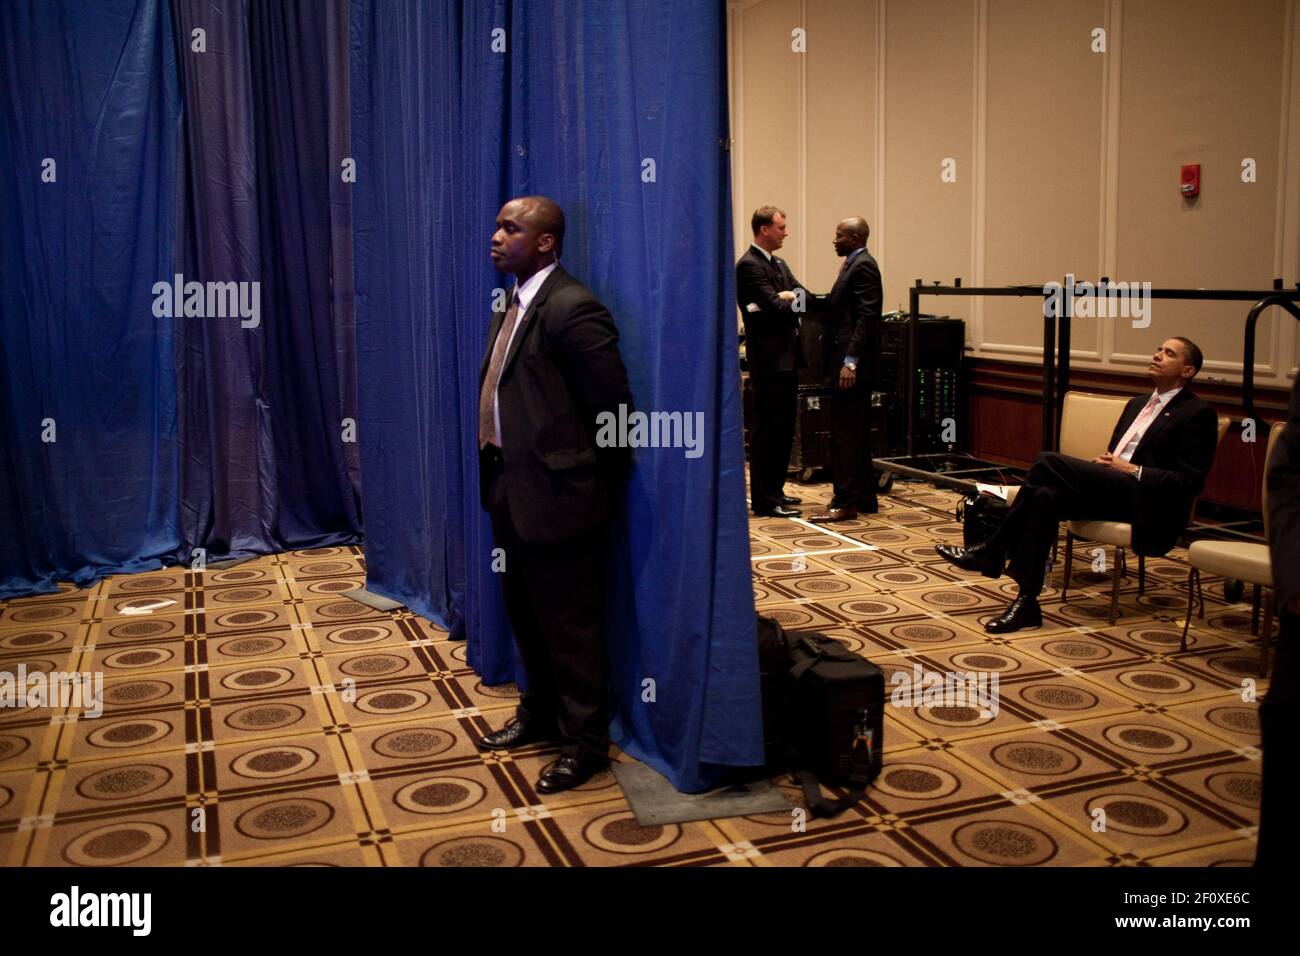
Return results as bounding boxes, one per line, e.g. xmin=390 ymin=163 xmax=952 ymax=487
xmin=756 ymin=615 xmax=884 ymax=817
xmin=756 ymin=614 xmax=796 ymax=769
xmin=957 ymin=492 xmax=1011 ymax=550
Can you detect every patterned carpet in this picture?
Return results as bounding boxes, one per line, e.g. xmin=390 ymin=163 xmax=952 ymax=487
xmin=0 ymin=478 xmax=1267 ymax=867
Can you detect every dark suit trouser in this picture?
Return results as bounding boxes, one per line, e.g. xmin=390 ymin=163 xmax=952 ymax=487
xmin=989 ymin=452 xmax=1139 ymax=597
xmin=481 ymin=448 xmax=609 ymax=764
xmin=749 ymin=370 xmax=796 ymax=512
xmin=829 ymin=373 xmax=877 ymax=512
xmin=1257 ymin=608 xmax=1297 ymax=865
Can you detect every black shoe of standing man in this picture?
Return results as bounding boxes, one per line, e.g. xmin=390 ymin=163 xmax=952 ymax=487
xmin=983 ymin=594 xmax=1042 ymax=633
xmin=477 ymin=716 xmax=555 ymax=751
xmin=537 ymin=754 xmax=608 ymax=794
xmin=778 ymin=495 xmax=802 ymax=505
xmin=754 ymin=505 xmax=801 ymax=518
xmin=935 ymin=541 xmax=1004 ymax=578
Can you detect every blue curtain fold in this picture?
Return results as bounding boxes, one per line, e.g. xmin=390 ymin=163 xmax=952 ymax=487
xmin=349 ymin=0 xmax=761 ymax=790
xmin=170 ymin=0 xmax=362 ymax=561
xmin=0 ymin=0 xmax=182 ymax=597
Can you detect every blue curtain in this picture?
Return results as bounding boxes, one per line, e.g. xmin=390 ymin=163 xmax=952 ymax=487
xmin=0 ymin=0 xmax=182 ymax=597
xmin=171 ymin=0 xmax=362 ymax=560
xmin=349 ymin=1 xmax=761 ymax=790
xmin=1 ymin=0 xmax=760 ymax=790
xmin=0 ymin=0 xmax=363 ymax=599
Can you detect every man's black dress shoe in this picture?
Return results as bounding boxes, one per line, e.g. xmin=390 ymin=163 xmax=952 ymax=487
xmin=935 ymin=541 xmax=1004 ymax=578
xmin=753 ymin=505 xmax=801 ymax=518
xmin=778 ymin=495 xmax=802 ymax=505
xmin=536 ymin=755 xmax=607 ymax=793
xmin=984 ymin=594 xmax=1042 ymax=633
xmin=477 ymin=717 xmax=554 ymax=751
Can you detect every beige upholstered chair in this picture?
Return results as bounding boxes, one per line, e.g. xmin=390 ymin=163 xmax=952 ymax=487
xmin=1057 ymin=391 xmax=1132 ymax=461
xmin=1053 ymin=392 xmax=1128 ymax=618
xmin=1002 ymin=392 xmax=1129 ymax=509
xmin=1059 ymin=394 xmax=1230 ymax=624
xmin=1181 ymin=422 xmax=1285 ymax=676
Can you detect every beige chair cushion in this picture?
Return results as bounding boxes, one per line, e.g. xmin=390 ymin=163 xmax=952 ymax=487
xmin=1068 ymin=519 xmax=1132 ymax=547
xmin=1187 ymin=541 xmax=1273 ymax=586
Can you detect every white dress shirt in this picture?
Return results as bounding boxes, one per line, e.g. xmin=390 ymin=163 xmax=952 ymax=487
xmin=1112 ymin=385 xmax=1182 ymax=479
xmin=493 ymin=261 xmax=558 ymax=446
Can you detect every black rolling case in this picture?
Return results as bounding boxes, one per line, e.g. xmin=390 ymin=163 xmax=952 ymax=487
xmin=789 ymin=384 xmax=833 ymax=477
xmin=756 ymin=616 xmax=884 ymax=817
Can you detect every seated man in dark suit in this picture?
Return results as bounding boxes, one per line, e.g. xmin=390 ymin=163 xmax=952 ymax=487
xmin=936 ymin=337 xmax=1218 ymax=633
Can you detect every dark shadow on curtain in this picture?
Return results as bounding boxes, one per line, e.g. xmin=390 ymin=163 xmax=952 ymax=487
xmin=348 ymin=0 xmax=515 ymax=677
xmin=170 ymin=0 xmax=361 ymax=564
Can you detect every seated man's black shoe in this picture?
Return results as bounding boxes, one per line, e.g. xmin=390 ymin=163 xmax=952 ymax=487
xmin=753 ymin=505 xmax=801 ymax=518
xmin=984 ymin=594 xmax=1042 ymax=633
xmin=477 ymin=717 xmax=554 ymax=752
xmin=536 ymin=754 xmax=607 ymax=794
xmin=935 ymin=541 xmax=1004 ymax=578
xmin=778 ymin=495 xmax=802 ymax=505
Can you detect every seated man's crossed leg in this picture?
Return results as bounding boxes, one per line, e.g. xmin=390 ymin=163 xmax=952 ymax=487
xmin=936 ymin=452 xmax=1140 ymax=632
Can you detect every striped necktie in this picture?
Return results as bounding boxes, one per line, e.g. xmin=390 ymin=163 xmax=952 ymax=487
xmin=478 ymin=293 xmax=521 ymax=449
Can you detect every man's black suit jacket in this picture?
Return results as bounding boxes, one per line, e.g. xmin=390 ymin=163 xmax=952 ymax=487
xmin=478 ymin=266 xmax=633 ymax=543
xmin=735 ymin=246 xmax=804 ymax=373
xmin=1105 ymin=388 xmax=1218 ymax=556
xmin=821 ymin=248 xmax=882 ymax=379
xmin=1267 ymin=377 xmax=1300 ymax=612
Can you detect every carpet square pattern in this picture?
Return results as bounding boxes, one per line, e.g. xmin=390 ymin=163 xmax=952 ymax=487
xmin=0 ymin=479 xmax=1265 ymax=866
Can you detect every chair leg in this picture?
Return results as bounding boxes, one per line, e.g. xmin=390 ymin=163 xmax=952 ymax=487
xmin=1251 ymin=584 xmax=1261 ymax=635
xmin=1181 ymin=568 xmax=1195 ymax=651
xmin=1197 ymin=570 xmax=1205 ymax=619
xmin=1138 ymin=554 xmax=1146 ymax=597
xmin=1062 ymin=531 xmax=1074 ymax=601
xmin=1109 ymin=549 xmax=1123 ymax=625
xmin=1260 ymin=588 xmax=1275 ymax=677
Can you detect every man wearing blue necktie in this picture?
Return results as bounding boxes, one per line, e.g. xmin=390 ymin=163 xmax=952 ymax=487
xmin=936 ymin=337 xmax=1218 ymax=633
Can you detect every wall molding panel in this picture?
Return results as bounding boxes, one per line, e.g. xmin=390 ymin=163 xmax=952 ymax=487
xmin=729 ymin=0 xmax=1300 ymax=388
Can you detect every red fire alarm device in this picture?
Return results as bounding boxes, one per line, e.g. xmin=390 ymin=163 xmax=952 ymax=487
xmin=1180 ymin=163 xmax=1201 ymax=198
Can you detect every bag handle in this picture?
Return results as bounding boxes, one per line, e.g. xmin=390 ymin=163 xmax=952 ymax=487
xmin=799 ymin=769 xmax=870 ymax=819
xmin=788 ymin=635 xmax=824 ymax=681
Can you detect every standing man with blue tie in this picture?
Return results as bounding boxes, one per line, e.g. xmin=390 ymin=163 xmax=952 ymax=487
xmin=736 ymin=205 xmax=808 ymax=518
xmin=475 ymin=195 xmax=634 ymax=793
xmin=935 ymin=337 xmax=1218 ymax=633
xmin=808 ymin=217 xmax=882 ymax=523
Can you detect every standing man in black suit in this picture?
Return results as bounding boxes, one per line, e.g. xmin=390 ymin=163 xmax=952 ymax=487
xmin=808 ymin=217 xmax=882 ymax=523
xmin=1259 ymin=375 xmax=1300 ymax=864
xmin=737 ymin=205 xmax=806 ymax=518
xmin=475 ymin=196 xmax=634 ymax=793
xmin=936 ymin=337 xmax=1218 ymax=633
